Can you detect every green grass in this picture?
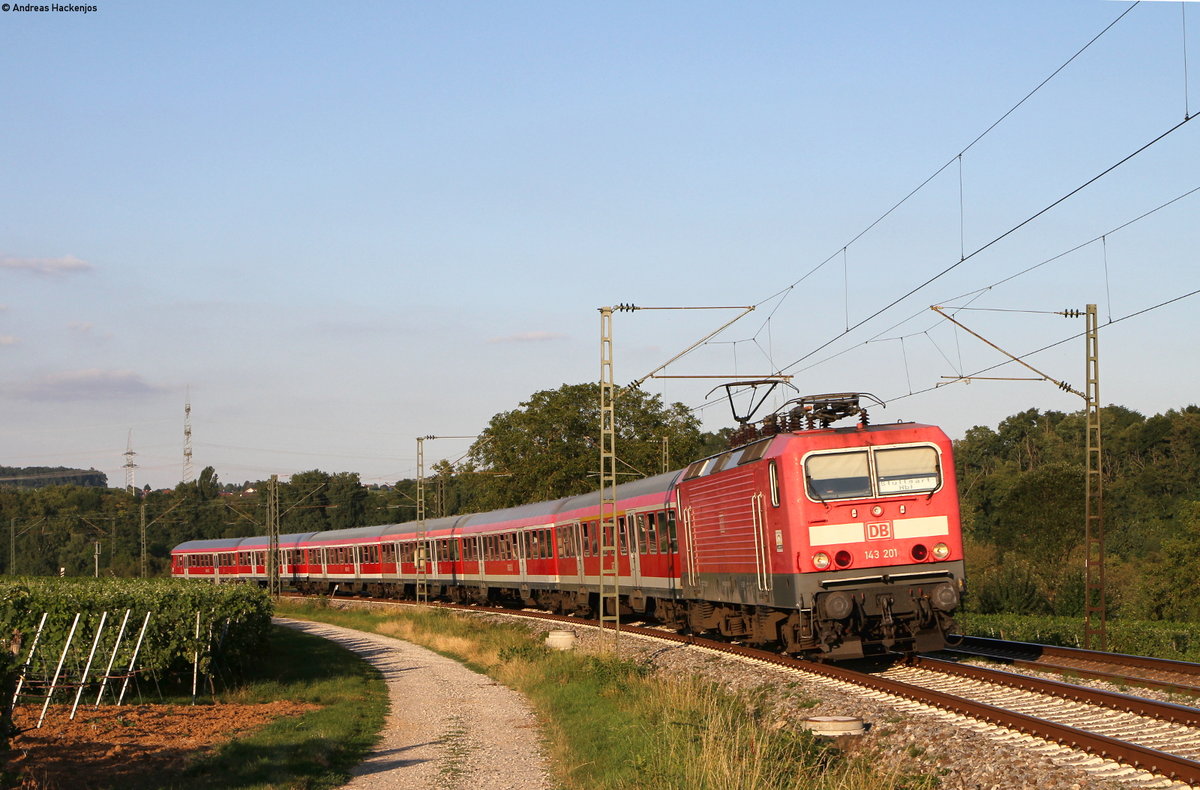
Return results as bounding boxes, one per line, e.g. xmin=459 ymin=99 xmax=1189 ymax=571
xmin=276 ymin=599 xmax=937 ymax=790
xmin=168 ymin=623 xmax=388 ymax=790
xmin=958 ymin=612 xmax=1200 ymax=662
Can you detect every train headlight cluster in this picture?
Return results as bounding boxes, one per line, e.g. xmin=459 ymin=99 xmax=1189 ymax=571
xmin=932 ymin=542 xmax=950 ymax=560
xmin=812 ymin=552 xmax=831 ymax=570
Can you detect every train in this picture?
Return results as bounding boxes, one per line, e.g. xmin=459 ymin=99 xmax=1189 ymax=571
xmin=171 ymin=394 xmax=965 ymax=659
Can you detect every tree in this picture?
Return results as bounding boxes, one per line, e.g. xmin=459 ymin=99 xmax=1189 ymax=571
xmin=466 ymin=382 xmax=707 ymax=509
xmin=1124 ymin=501 xmax=1200 ymax=621
xmin=326 ymin=472 xmax=368 ymax=530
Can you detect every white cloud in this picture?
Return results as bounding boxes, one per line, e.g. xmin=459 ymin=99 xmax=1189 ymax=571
xmin=17 ymin=369 xmax=167 ymax=401
xmin=487 ymin=331 xmax=568 ymax=344
xmin=0 ymin=336 xmax=17 ymax=346
xmin=68 ymin=321 xmax=95 ymax=332
xmin=0 ymin=254 xmax=93 ymax=276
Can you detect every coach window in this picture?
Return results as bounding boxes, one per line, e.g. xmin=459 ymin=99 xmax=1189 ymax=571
xmin=665 ymin=510 xmax=678 ymax=553
xmin=875 ymin=446 xmax=940 ymax=495
xmin=645 ymin=513 xmax=658 ymax=554
xmin=658 ymin=513 xmax=670 ymax=553
xmin=805 ymin=451 xmax=871 ymax=500
xmin=618 ymin=518 xmax=628 ymax=555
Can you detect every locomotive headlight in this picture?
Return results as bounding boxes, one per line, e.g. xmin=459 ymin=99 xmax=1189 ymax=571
xmin=871 ymin=505 xmax=883 ymax=517
xmin=932 ymin=542 xmax=950 ymax=560
xmin=812 ymin=552 xmax=831 ymax=570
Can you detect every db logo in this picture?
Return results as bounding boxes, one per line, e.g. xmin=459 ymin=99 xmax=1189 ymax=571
xmin=866 ymin=522 xmax=892 ymax=541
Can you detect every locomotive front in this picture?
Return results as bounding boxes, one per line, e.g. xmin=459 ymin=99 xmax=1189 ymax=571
xmin=789 ymin=421 xmax=964 ymax=658
xmin=676 ymin=395 xmax=964 ymax=659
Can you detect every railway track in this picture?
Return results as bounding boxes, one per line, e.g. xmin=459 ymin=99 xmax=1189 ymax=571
xmin=942 ymin=635 xmax=1200 ymax=697
xmin=293 ymin=595 xmax=1200 ymax=788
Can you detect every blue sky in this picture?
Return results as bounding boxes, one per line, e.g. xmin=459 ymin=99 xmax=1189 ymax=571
xmin=2 ymin=1 xmax=1198 ymax=489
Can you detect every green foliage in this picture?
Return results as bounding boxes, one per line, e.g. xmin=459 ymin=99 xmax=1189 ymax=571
xmin=0 ymin=466 xmax=107 ymax=489
xmin=959 ymin=612 xmax=1200 ymax=663
xmin=0 ymin=579 xmax=273 ymax=694
xmin=466 ymin=381 xmax=706 ymax=509
xmin=955 ymin=404 xmax=1200 ymax=621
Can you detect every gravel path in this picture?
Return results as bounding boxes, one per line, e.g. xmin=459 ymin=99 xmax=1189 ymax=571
xmin=274 ymin=617 xmax=552 ymax=790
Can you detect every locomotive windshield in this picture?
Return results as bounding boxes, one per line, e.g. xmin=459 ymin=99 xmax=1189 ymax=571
xmin=875 ymin=446 xmax=939 ymax=493
xmin=805 ymin=452 xmax=871 ymax=499
xmin=805 ymin=445 xmax=940 ymax=500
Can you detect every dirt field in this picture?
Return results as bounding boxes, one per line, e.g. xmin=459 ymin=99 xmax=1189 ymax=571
xmin=4 ymin=701 xmax=316 ymax=789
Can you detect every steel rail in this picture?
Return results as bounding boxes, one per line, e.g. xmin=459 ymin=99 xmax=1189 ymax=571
xmin=911 ymin=656 xmax=1200 ymax=728
xmin=946 ymin=635 xmax=1200 ymax=696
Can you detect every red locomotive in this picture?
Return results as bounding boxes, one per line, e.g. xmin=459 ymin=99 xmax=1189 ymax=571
xmin=172 ymin=394 xmax=964 ymax=658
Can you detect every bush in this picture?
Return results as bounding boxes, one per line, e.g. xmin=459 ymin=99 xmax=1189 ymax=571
xmin=959 ymin=612 xmax=1200 ymax=662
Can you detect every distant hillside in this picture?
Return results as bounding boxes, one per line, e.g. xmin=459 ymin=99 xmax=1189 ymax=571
xmin=0 ymin=466 xmax=109 ymax=489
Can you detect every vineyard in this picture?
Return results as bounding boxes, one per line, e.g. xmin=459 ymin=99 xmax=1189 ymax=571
xmin=0 ymin=578 xmax=273 ymax=748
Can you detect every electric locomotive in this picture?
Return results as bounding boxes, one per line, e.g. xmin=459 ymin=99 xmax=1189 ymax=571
xmin=674 ymin=393 xmax=963 ymax=658
xmin=171 ymin=393 xmax=964 ymax=659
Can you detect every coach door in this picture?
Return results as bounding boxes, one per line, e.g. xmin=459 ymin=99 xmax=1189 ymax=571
xmin=625 ymin=513 xmax=643 ymax=588
xmin=517 ymin=530 xmax=529 ymax=585
xmin=571 ymin=522 xmax=585 ymax=586
xmin=473 ymin=535 xmax=485 ymax=586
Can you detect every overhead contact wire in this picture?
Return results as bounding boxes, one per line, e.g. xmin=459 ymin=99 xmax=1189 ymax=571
xmin=708 ymin=2 xmax=1146 ymax=371
xmin=774 ymin=113 xmax=1196 ymax=376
